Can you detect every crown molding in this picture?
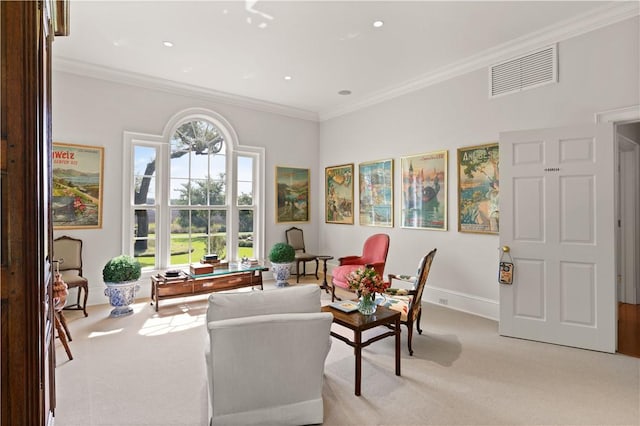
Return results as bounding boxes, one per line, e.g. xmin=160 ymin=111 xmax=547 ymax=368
xmin=319 ymin=2 xmax=639 ymax=121
xmin=53 ymin=58 xmax=319 ymax=122
xmin=53 ymin=2 xmax=637 ymax=124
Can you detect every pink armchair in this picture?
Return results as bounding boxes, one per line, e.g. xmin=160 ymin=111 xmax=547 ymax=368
xmin=330 ymin=233 xmax=390 ymax=301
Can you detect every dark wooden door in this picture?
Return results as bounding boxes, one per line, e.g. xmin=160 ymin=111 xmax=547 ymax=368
xmin=1 ymin=1 xmax=63 ymax=424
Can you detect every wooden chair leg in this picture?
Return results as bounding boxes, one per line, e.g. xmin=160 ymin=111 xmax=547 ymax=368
xmin=54 ymin=312 xmax=73 ymax=361
xmin=57 ymin=311 xmax=72 ymax=342
xmin=416 ymin=309 xmax=423 ymax=335
xmin=314 ymin=259 xmax=319 ymax=279
xmin=81 ymin=284 xmax=89 ymax=317
xmin=406 ymin=321 xmax=414 ymax=356
xmin=296 ymin=260 xmax=301 ymax=283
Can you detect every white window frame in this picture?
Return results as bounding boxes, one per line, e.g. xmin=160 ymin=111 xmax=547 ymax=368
xmin=122 ymin=108 xmax=265 ymax=272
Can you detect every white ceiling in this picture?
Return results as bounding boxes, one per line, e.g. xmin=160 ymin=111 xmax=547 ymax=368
xmin=53 ymin=1 xmax=633 ymax=120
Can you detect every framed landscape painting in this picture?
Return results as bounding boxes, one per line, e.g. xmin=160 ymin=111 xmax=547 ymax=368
xmin=400 ymin=150 xmax=448 ymax=230
xmin=275 ymin=166 xmax=310 ymax=223
xmin=359 ymin=159 xmax=393 ymax=227
xmin=457 ymin=142 xmax=499 ymax=234
xmin=325 ymin=163 xmax=354 ymax=224
xmin=52 ymin=142 xmax=104 ymax=229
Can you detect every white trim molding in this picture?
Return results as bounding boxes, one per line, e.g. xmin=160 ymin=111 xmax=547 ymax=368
xmin=54 ymin=58 xmax=319 ymax=123
xmin=424 ymin=285 xmax=499 ymax=321
xmin=595 ymin=105 xmax=640 ymax=123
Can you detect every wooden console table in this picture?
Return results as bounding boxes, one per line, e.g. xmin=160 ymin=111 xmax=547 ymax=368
xmin=150 ymin=264 xmax=267 ymax=312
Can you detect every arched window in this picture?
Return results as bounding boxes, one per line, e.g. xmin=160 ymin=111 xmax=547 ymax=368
xmin=123 ymin=109 xmax=264 ymax=271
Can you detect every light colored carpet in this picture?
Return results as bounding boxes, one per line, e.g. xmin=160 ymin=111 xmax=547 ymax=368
xmin=54 ymin=279 xmax=640 ymax=426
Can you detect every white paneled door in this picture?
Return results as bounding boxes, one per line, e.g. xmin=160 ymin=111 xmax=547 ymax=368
xmin=499 ymin=124 xmax=616 ymax=352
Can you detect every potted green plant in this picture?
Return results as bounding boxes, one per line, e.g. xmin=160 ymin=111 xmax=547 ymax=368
xmin=102 ymin=255 xmax=142 ymax=317
xmin=268 ymin=242 xmax=295 ymax=287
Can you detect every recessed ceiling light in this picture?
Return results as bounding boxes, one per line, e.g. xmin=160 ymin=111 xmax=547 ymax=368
xmin=284 ymin=76 xmax=292 ymax=81
xmin=373 ymin=20 xmax=384 ymax=28
xmin=338 ymin=90 xmax=352 ymax=96
xmin=162 ymin=41 xmax=174 ymax=47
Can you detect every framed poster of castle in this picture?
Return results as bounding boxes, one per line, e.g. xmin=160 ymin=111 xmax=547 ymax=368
xmin=457 ymin=142 xmax=499 ymax=234
xmin=400 ymin=150 xmax=448 ymax=230
xmin=52 ymin=142 xmax=104 ymax=229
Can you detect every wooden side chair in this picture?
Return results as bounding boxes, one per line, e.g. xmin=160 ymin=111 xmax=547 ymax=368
xmin=285 ymin=227 xmax=319 ymax=283
xmin=53 ymin=236 xmax=89 ymax=317
xmin=380 ymin=248 xmax=437 ymax=356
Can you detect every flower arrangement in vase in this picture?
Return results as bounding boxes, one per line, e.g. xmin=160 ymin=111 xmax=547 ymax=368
xmin=346 ymin=267 xmax=389 ymax=314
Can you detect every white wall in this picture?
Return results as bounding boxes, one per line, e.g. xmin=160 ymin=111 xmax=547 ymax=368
xmin=318 ymin=17 xmax=640 ymax=319
xmin=53 ymin=17 xmax=639 ymax=317
xmin=52 ymin=73 xmax=319 ymax=305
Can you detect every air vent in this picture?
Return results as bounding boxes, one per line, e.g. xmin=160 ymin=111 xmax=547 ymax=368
xmin=490 ymin=45 xmax=557 ymax=98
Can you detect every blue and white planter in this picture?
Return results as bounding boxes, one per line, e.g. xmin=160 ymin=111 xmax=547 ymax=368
xmin=270 ymin=262 xmax=293 ymax=287
xmin=104 ymin=280 xmax=140 ymax=317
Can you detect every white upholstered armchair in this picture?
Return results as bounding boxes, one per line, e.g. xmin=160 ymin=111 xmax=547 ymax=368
xmin=205 ymin=284 xmax=333 ymax=425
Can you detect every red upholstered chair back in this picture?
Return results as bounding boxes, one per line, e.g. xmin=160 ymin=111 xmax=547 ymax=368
xmin=360 ymin=234 xmax=390 ymax=276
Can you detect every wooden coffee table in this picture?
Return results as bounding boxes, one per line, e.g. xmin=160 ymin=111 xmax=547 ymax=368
xmin=321 ymin=304 xmax=401 ymax=396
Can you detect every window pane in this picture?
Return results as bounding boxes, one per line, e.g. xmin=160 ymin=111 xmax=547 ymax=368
xmin=134 ymin=208 xmax=156 ymax=268
xmin=190 ymin=150 xmax=209 ymax=180
xmin=237 ymin=156 xmax=253 ymax=181
xmin=190 ymin=179 xmax=208 ymax=206
xmin=134 ymin=146 xmax=156 ymax=176
xmin=237 ymin=182 xmax=252 ymax=206
xmin=134 ymin=238 xmax=155 ymax=269
xmin=134 ymin=209 xmax=156 ymax=239
xmin=170 ymin=144 xmax=190 ymax=179
xmin=210 ymin=154 xmax=226 ymax=177
xmin=134 ymin=146 xmax=157 ymax=205
xmin=209 ymin=178 xmax=225 ymax=206
xmin=238 ymin=209 xmax=254 ymax=259
xmin=237 ymin=156 xmax=253 ymax=206
xmin=209 ymin=210 xmax=227 ymax=260
xmin=170 ymin=178 xmax=189 ymax=205
xmin=134 ymin=176 xmax=155 ymax=205
xmin=170 ymin=234 xmax=191 ymax=266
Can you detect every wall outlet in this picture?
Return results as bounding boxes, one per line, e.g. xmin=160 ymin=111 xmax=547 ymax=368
xmin=438 ymin=298 xmax=448 ymax=305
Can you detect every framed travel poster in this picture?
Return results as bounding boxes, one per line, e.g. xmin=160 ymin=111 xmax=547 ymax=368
xmin=325 ymin=163 xmax=354 ymax=224
xmin=52 ymin=142 xmax=104 ymax=229
xmin=275 ymin=166 xmax=310 ymax=223
xmin=359 ymin=159 xmax=393 ymax=227
xmin=457 ymin=142 xmax=499 ymax=234
xmin=400 ymin=150 xmax=448 ymax=230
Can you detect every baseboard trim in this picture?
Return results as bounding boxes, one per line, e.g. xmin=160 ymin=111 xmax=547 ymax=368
xmin=423 ymin=285 xmax=499 ymax=321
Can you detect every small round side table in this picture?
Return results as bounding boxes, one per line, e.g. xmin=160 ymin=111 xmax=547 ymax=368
xmin=316 ymin=255 xmax=333 ymax=294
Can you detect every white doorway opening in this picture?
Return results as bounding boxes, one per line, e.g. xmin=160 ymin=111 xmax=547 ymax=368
xmin=616 ymin=123 xmax=640 ymax=305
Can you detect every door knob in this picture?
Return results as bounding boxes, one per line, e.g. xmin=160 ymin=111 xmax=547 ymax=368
xmin=501 ymin=246 xmax=510 ymax=253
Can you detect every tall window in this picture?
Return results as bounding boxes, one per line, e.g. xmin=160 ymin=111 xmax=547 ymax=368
xmin=124 ymin=110 xmax=264 ymax=270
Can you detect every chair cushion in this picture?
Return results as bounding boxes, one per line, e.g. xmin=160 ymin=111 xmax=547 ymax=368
xmin=331 ymin=265 xmax=363 ymax=290
xmin=295 ymin=253 xmax=317 ymax=261
xmin=378 ymin=294 xmax=412 ymax=322
xmin=59 ymin=271 xmax=87 ymax=288
xmin=207 ymin=284 xmax=320 ymax=323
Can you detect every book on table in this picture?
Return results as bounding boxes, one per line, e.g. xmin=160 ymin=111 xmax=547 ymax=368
xmin=329 ymin=300 xmax=359 ymax=313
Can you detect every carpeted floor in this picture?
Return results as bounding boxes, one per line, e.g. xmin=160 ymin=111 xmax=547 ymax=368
xmin=53 ymin=279 xmax=640 ymax=426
